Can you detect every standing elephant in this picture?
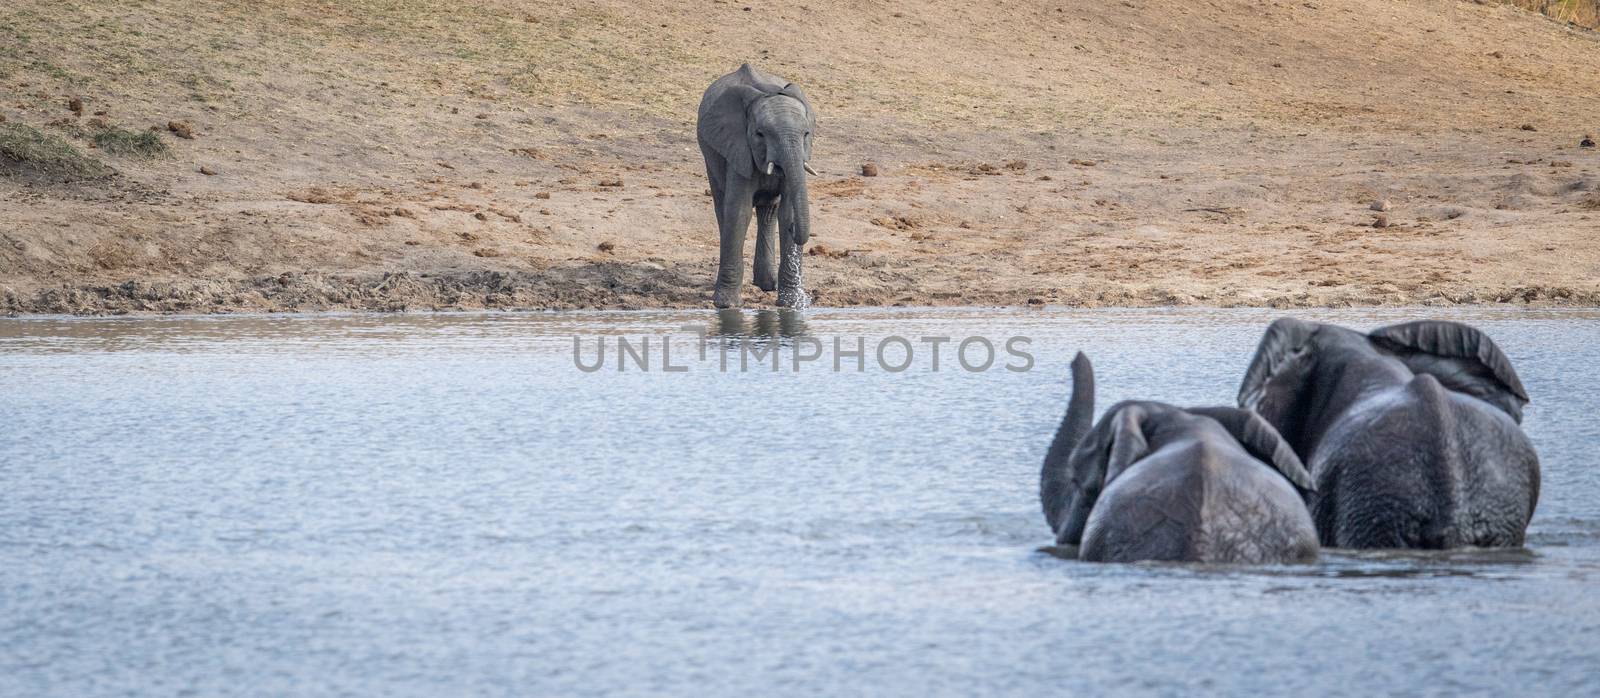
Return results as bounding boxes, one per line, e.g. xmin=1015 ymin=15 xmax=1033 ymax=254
xmin=1041 ymin=353 xmax=1320 ymax=564
xmin=697 ymin=64 xmax=817 ymax=308
xmin=1237 ymin=318 xmax=1540 ymax=549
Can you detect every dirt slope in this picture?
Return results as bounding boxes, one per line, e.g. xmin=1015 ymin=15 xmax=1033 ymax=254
xmin=1 ymin=0 xmax=1598 ymax=313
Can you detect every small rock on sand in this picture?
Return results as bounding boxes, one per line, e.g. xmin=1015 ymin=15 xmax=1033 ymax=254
xmin=598 ymin=178 xmax=624 ymax=188
xmin=473 ymin=212 xmax=488 ymax=221
xmin=1519 ymin=124 xmax=1537 ymax=132
xmin=1069 ymin=158 xmax=1097 ymax=167
xmin=1004 ymin=160 xmax=1027 ymax=171
xmin=807 ymin=243 xmax=849 ymax=259
xmin=167 ymin=121 xmax=195 ymax=139
xmin=1582 ymin=135 xmax=1596 ymax=148
xmin=67 ymin=97 xmax=83 ymax=115
xmin=860 ymin=163 xmax=879 ymax=177
xmin=597 ymin=241 xmax=616 ymax=253
xmin=1370 ymin=199 xmax=1390 ymax=211
xmin=1373 ymin=214 xmax=1390 ymax=228
xmin=199 ymin=166 xmax=217 ymax=176
xmin=535 ymin=191 xmax=551 ymax=199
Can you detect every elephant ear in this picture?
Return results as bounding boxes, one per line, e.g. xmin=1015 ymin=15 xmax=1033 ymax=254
xmin=1237 ymin=318 xmax=1319 ymax=430
xmin=1187 ymin=406 xmax=1316 ymax=493
xmin=1079 ymin=402 xmax=1153 ymax=486
xmin=740 ymin=62 xmax=790 ymax=92
xmin=1368 ymin=320 xmax=1530 ymax=423
xmin=1051 ymin=401 xmax=1151 ymax=545
xmin=697 ymin=75 xmax=767 ymax=179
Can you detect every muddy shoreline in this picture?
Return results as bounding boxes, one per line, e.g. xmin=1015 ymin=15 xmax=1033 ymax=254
xmin=7 ymin=267 xmax=1599 ymax=316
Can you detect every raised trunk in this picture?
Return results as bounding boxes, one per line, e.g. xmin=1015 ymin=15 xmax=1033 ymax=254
xmin=1041 ymin=352 xmax=1096 ymax=540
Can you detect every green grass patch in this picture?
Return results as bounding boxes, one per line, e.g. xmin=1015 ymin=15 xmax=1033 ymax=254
xmin=0 ymin=121 xmax=114 ymax=179
xmin=92 ymin=126 xmax=168 ymax=157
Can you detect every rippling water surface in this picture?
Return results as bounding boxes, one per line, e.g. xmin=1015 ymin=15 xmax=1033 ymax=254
xmin=2 ymin=308 xmax=1598 ymax=695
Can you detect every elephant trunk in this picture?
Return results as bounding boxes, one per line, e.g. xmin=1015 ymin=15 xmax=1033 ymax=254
xmin=776 ymin=144 xmax=811 ymax=246
xmin=1041 ymin=352 xmax=1096 ymax=542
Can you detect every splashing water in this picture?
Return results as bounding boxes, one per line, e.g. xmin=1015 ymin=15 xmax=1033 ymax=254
xmin=779 ymin=238 xmax=809 ymax=308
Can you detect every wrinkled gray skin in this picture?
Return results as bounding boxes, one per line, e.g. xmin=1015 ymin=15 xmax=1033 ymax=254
xmin=1238 ymin=318 xmax=1540 ymax=549
xmin=1041 ymin=353 xmax=1320 ymax=564
xmin=696 ymin=64 xmax=817 ymax=308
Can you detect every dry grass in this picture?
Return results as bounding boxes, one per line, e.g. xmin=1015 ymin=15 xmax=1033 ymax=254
xmin=1503 ymin=0 xmax=1600 ymax=27
xmin=0 ymin=122 xmax=113 ymax=180
xmin=92 ymin=126 xmax=168 ymax=158
xmin=2 ymin=0 xmax=1598 ymax=138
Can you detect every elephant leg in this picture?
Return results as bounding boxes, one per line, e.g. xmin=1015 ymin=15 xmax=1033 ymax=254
xmin=714 ymin=179 xmax=756 ymax=309
xmin=752 ymin=201 xmax=778 ymax=292
xmin=776 ymin=212 xmax=808 ymax=309
xmin=701 ymin=145 xmax=728 ymax=228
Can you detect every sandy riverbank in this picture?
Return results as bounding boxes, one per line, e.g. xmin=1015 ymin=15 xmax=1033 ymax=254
xmin=3 ymin=0 xmax=1598 ymax=315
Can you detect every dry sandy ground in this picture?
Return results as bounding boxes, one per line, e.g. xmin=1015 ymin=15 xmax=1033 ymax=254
xmin=1 ymin=0 xmax=1598 ymax=314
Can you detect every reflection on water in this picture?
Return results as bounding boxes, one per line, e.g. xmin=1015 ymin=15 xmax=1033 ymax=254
xmin=707 ymin=307 xmax=811 ymax=339
xmin=2 ymin=307 xmax=1599 ymax=695
xmin=1037 ymin=544 xmax=1540 ymax=579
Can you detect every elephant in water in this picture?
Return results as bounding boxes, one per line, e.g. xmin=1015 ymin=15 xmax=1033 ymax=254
xmin=1041 ymin=353 xmax=1320 ymax=564
xmin=697 ymin=64 xmax=817 ymax=309
xmin=1237 ymin=318 xmax=1539 ymax=549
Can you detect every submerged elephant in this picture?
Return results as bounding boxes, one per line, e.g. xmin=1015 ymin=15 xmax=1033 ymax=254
xmin=696 ymin=63 xmax=817 ymax=309
xmin=1041 ymin=353 xmax=1320 ymax=564
xmin=1238 ymin=318 xmax=1539 ymax=549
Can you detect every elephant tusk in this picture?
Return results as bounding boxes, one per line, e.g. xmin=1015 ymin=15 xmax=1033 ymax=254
xmin=765 ymin=162 xmax=775 ymax=176
xmin=803 ymin=162 xmax=819 ymax=176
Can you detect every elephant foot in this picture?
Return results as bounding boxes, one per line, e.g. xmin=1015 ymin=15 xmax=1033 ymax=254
xmin=713 ymin=285 xmax=742 ymax=309
xmin=753 ymin=268 xmax=777 ymax=293
xmin=777 ymin=286 xmax=810 ymax=309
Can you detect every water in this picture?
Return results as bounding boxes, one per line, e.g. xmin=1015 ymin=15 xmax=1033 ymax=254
xmin=2 ymin=307 xmax=1597 ymax=696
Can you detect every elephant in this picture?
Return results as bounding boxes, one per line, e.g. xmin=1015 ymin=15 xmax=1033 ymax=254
xmin=696 ymin=63 xmax=817 ymax=309
xmin=1237 ymin=318 xmax=1540 ymax=549
xmin=1041 ymin=353 xmax=1320 ymax=564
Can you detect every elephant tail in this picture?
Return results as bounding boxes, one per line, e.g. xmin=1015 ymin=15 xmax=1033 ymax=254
xmin=1042 ymin=352 xmax=1095 ymax=536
